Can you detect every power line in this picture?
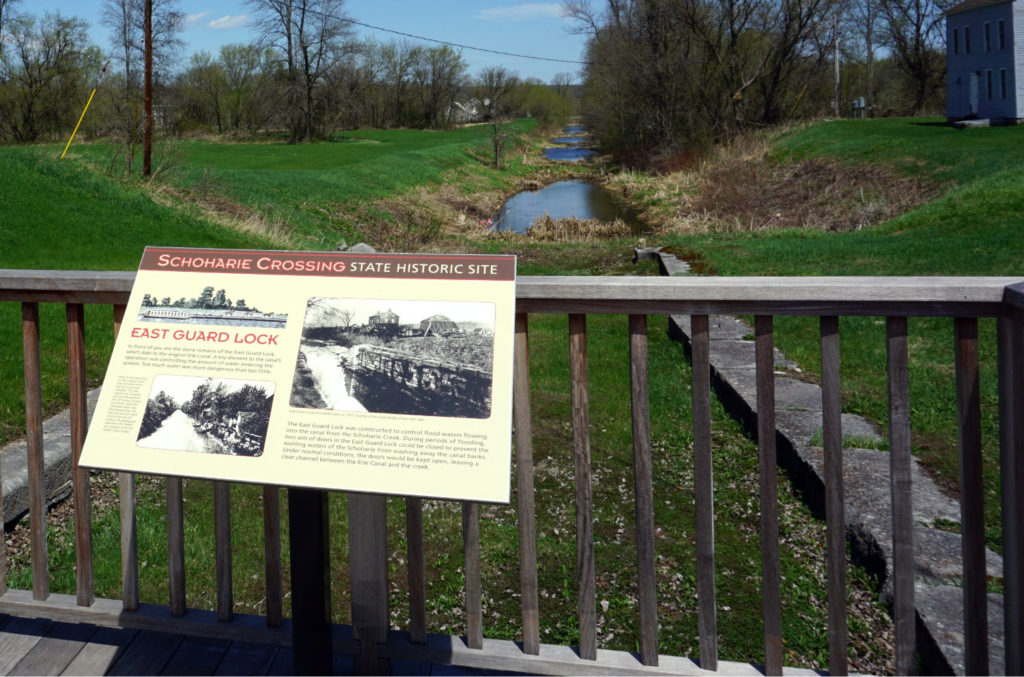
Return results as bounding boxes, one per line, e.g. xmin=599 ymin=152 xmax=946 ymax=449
xmin=304 ymin=7 xmax=592 ymax=66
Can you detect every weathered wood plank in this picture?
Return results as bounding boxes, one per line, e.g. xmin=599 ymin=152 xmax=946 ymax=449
xmin=106 ymin=629 xmax=183 ymax=675
xmin=10 ymin=620 xmax=98 ymax=676
xmin=160 ymin=634 xmax=232 ymax=675
xmin=690 ymin=314 xmax=717 ymax=671
xmin=214 ymin=481 xmax=233 ymax=623
xmin=261 ymin=486 xmax=282 ymax=628
xmin=214 ymin=640 xmax=279 ymax=676
xmin=61 ymin=626 xmax=138 ymax=676
xmin=569 ymin=313 xmax=596 ymax=661
xmin=291 ymin=489 xmax=332 ymax=675
xmin=21 ymin=302 xmax=45 ymax=600
xmin=955 ymin=317 xmax=988 ymax=675
xmin=629 ymin=314 xmax=658 ymax=667
xmin=462 ymin=501 xmax=483 ymax=650
xmin=405 ymin=497 xmax=426 ymax=643
xmin=120 ymin=472 xmax=138 ymax=612
xmin=999 ymin=310 xmax=1024 ymax=675
xmin=755 ymin=315 xmax=782 ymax=676
xmin=348 ymin=492 xmax=388 ymax=675
xmin=112 ymin=304 xmax=139 ymax=613
xmin=0 ymin=615 xmax=53 ymax=673
xmin=166 ymin=477 xmax=186 ymax=617
xmin=66 ymin=303 xmax=93 ymax=607
xmin=819 ymin=316 xmax=847 ymax=676
xmin=513 ymin=313 xmax=540 ymax=656
xmin=887 ymin=316 xmax=916 ymax=675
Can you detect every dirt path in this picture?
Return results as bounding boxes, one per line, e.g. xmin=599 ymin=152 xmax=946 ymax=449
xmin=137 ymin=409 xmax=226 ymax=453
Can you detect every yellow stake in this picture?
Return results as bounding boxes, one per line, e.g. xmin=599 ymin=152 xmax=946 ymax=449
xmin=61 ymin=87 xmax=97 ymax=160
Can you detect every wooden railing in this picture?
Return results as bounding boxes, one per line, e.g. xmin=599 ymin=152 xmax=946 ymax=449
xmin=0 ymin=270 xmax=1023 ymax=675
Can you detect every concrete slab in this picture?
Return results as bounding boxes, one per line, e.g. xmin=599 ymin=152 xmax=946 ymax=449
xmin=1 ymin=388 xmax=100 ymax=527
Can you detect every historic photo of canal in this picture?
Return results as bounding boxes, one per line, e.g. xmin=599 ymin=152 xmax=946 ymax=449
xmin=137 ymin=285 xmax=288 ymax=329
xmin=137 ymin=375 xmax=274 ymax=456
xmin=290 ymin=298 xmax=495 ymax=419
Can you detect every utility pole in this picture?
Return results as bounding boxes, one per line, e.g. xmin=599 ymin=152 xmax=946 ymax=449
xmin=833 ymin=2 xmax=841 ymax=118
xmin=143 ymin=0 xmax=153 ymax=177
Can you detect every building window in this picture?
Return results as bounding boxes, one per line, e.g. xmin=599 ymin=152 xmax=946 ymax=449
xmin=966 ymin=26 xmax=971 ymax=53
xmin=987 ymin=69 xmax=994 ymax=99
xmin=985 ymin=22 xmax=991 ymax=51
xmin=1001 ymin=68 xmax=1008 ymax=98
xmin=999 ymin=20 xmax=1006 ymax=49
xmin=954 ymin=28 xmax=960 ymax=54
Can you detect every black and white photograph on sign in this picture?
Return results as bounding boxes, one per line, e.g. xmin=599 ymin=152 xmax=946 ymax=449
xmin=137 ymin=375 xmax=274 ymax=457
xmin=290 ymin=298 xmax=495 ymax=419
xmin=137 ymin=286 xmax=287 ymax=329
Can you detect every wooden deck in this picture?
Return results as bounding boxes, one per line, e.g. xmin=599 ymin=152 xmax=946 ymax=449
xmin=0 ymin=614 xmax=523 ymax=676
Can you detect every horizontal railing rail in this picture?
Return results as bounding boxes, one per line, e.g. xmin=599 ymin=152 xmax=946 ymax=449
xmin=0 ymin=270 xmax=1021 ymax=676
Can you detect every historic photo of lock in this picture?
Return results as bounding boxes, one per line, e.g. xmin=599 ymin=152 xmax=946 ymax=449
xmin=137 ymin=285 xmax=288 ymax=329
xmin=137 ymin=375 xmax=274 ymax=457
xmin=290 ymin=298 xmax=495 ymax=419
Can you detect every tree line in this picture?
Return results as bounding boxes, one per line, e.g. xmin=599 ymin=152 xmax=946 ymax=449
xmin=0 ymin=0 xmax=573 ymax=146
xmin=564 ymin=0 xmax=951 ymax=163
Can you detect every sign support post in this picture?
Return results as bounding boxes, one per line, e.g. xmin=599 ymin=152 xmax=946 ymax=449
xmin=288 ymin=488 xmax=332 ymax=675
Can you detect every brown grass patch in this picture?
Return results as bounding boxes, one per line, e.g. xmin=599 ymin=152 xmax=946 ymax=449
xmin=691 ymin=156 xmax=939 ymax=233
xmin=152 ymin=184 xmax=297 ymax=248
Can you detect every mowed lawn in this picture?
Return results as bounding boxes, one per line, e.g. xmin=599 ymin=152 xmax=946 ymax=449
xmin=0 ymin=147 xmax=275 ymax=443
xmin=72 ymin=121 xmax=536 ymax=247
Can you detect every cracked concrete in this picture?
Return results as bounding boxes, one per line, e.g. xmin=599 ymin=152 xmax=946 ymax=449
xmin=646 ymin=247 xmax=1004 ymax=675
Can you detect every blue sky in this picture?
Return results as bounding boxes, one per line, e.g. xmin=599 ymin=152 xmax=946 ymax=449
xmin=37 ymin=1 xmax=589 ymax=82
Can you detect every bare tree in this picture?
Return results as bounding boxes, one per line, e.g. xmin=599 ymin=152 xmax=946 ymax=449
xmin=247 ymin=0 xmax=352 ymax=141
xmin=551 ymin=71 xmax=574 ymax=98
xmin=878 ymin=0 xmax=946 ymax=112
xmin=412 ymin=45 xmax=467 ymax=129
xmin=381 ymin=40 xmax=420 ymax=126
xmin=475 ymin=66 xmax=521 ymax=168
xmin=0 ymin=0 xmax=20 ymax=55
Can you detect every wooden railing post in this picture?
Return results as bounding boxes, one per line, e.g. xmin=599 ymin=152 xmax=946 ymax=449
xmin=67 ymin=303 xmax=93 ymax=607
xmin=629 ymin=314 xmax=658 ymax=666
xmin=569 ymin=313 xmax=597 ymax=661
xmin=999 ymin=306 xmax=1024 ymax=675
xmin=262 ymin=486 xmax=283 ymax=627
xmin=513 ymin=313 xmax=540 ymax=655
xmin=887 ymin=316 xmax=916 ymax=675
xmin=113 ymin=303 xmax=139 ymax=612
xmin=405 ymin=497 xmax=426 ymax=643
xmin=820 ymin=316 xmax=848 ymax=676
xmin=755 ymin=315 xmax=782 ymax=676
xmin=463 ymin=501 xmax=483 ymax=649
xmin=691 ymin=314 xmax=718 ymax=671
xmin=166 ymin=477 xmax=186 ymax=616
xmin=22 ymin=302 xmax=47 ymax=601
xmin=214 ymin=481 xmax=233 ymax=622
xmin=955 ymin=317 xmax=988 ymax=675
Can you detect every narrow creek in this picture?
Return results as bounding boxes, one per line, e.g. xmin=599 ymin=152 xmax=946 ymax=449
xmin=493 ymin=124 xmax=641 ymax=234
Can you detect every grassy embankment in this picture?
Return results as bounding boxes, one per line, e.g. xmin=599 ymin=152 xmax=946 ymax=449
xmin=0 ymin=127 xmax=895 ymax=671
xmin=619 ymin=118 xmax=1024 ymax=549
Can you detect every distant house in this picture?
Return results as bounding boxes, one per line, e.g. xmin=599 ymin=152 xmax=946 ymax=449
xmin=446 ymin=98 xmax=490 ymax=124
xmin=946 ymin=0 xmax=1023 ymax=121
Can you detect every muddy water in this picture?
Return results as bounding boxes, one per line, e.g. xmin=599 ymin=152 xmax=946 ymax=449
xmin=493 ymin=180 xmax=639 ymax=233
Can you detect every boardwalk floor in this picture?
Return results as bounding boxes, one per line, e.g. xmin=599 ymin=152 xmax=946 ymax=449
xmin=0 ymin=614 xmax=520 ymax=676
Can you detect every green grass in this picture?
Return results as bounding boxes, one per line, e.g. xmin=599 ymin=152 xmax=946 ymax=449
xmin=72 ymin=121 xmax=538 ymax=249
xmin=660 ymin=117 xmax=1024 ymax=549
xmin=0 ymin=148 xmax=275 ymax=446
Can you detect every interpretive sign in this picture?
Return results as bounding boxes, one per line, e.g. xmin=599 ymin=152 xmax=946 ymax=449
xmin=81 ymin=246 xmax=517 ymax=503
